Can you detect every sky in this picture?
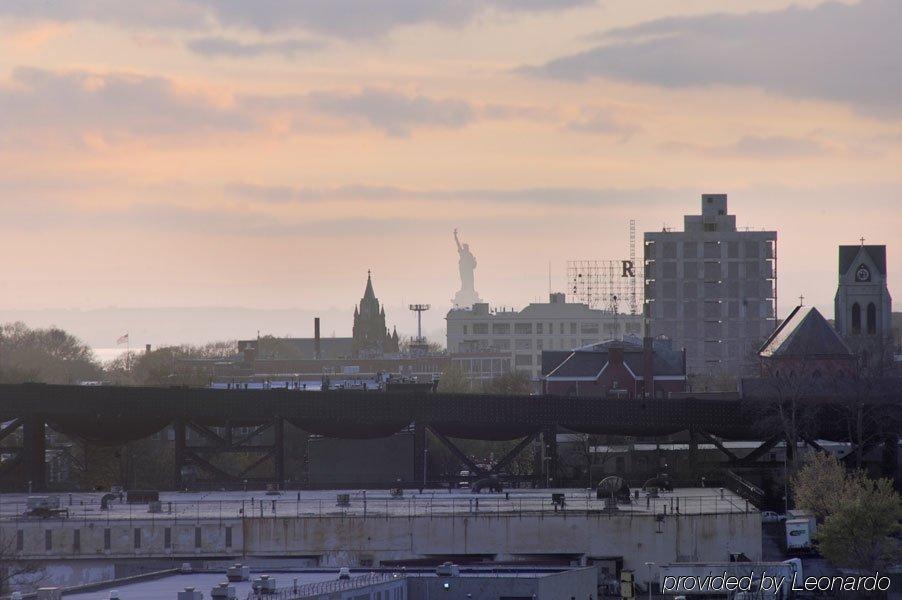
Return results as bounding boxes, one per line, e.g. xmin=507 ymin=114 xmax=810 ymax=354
xmin=0 ymin=0 xmax=900 ymax=345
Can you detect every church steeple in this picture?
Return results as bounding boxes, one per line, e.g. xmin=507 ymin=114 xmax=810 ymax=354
xmin=352 ymin=270 xmax=397 ymax=357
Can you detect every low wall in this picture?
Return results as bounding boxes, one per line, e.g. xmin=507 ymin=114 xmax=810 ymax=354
xmin=2 ymin=510 xmax=761 ymax=586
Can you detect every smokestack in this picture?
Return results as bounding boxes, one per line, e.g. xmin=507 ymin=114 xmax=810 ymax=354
xmin=643 ymin=336 xmax=654 ymax=399
xmin=145 ymin=344 xmax=152 ymax=354
xmin=314 ymin=317 xmax=321 ymax=360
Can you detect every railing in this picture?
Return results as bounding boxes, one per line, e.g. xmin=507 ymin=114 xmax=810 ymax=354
xmin=247 ymin=573 xmax=397 ymax=600
xmin=0 ymin=489 xmax=756 ymax=525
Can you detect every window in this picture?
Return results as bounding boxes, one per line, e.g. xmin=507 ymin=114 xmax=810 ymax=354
xmin=744 ymin=241 xmax=760 ymax=258
xmin=462 ymin=325 xmax=468 ymax=335
xmin=704 ymin=262 xmax=720 ymax=280
xmin=515 ymin=339 xmax=532 ymax=351
xmin=683 ymin=261 xmax=698 ymax=279
xmin=134 ymin=528 xmax=141 ymax=549
xmin=852 ymin=303 xmax=861 ymax=334
xmin=73 ymin=529 xmax=80 ymax=552
xmin=580 ymin=323 xmax=599 ymax=334
xmin=514 ymin=354 xmax=533 ymax=367
xmin=45 ymin=530 xmax=52 ymax=551
xmin=16 ymin=530 xmax=23 ymax=552
xmin=536 ymin=323 xmax=544 ymax=334
xmin=492 ymin=323 xmax=510 ymax=335
xmin=663 ymin=242 xmax=677 ymax=258
xmin=195 ymin=528 xmax=202 ymax=548
xmin=704 ymin=223 xmax=717 ymax=232
xmin=704 ymin=242 xmax=720 ymax=259
xmin=662 ymin=262 xmax=677 ymax=279
xmin=472 ymin=323 xmax=488 ymax=335
xmin=164 ymin=527 xmax=172 ymax=549
xmin=104 ymin=528 xmax=111 ymax=551
xmin=683 ymin=242 xmax=697 ymax=258
xmin=867 ymin=303 xmax=877 ymax=335
xmin=569 ymin=322 xmax=577 ymax=335
xmin=727 ymin=242 xmax=739 ymax=259
xmin=514 ymin=323 xmax=532 ymax=335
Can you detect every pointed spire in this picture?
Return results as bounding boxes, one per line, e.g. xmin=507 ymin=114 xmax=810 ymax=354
xmin=363 ymin=269 xmax=376 ymax=302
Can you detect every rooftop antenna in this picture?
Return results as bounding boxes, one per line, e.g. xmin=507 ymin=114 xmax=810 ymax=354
xmin=408 ymin=304 xmax=431 ymax=353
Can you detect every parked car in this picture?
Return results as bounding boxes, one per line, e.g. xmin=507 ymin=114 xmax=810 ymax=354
xmin=761 ymin=510 xmax=785 ymax=523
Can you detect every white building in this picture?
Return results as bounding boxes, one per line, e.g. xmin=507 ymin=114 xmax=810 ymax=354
xmin=644 ymin=194 xmax=777 ymax=375
xmin=446 ymin=293 xmax=643 ymax=379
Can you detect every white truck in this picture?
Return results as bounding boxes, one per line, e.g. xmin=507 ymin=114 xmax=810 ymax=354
xmin=785 ymin=510 xmax=817 ymax=555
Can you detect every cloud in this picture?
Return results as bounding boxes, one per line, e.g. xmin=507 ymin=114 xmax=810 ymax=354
xmin=0 ymin=67 xmax=250 ymax=145
xmin=526 ymin=0 xmax=902 ymax=115
xmin=186 ymin=36 xmax=324 ymax=59
xmin=0 ymin=0 xmax=594 ymax=39
xmin=565 ymin=107 xmax=640 ymax=139
xmin=0 ymin=0 xmax=205 ymax=29
xmin=225 ymin=182 xmax=682 ymax=207
xmin=664 ymin=135 xmax=832 ymax=159
xmin=0 ymin=69 xmax=493 ymax=145
xmin=188 ymin=0 xmax=593 ymax=38
xmin=305 ymin=88 xmax=475 ymax=137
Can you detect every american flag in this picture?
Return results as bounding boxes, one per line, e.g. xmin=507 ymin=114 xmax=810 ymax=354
xmin=117 ymin=333 xmax=129 ymax=345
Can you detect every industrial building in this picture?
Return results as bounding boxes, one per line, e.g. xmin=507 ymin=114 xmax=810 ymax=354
xmin=644 ymin=194 xmax=778 ymax=375
xmin=1 ymin=487 xmax=761 ymax=593
xmin=446 ymin=293 xmax=643 ymax=379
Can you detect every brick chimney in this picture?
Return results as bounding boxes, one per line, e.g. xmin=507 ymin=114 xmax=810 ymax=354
xmin=314 ymin=317 xmax=321 ymax=361
xmin=643 ymin=336 xmax=654 ymax=398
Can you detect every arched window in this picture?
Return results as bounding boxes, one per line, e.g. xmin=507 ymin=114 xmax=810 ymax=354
xmin=851 ymin=303 xmax=861 ymax=334
xmin=867 ymin=303 xmax=877 ymax=335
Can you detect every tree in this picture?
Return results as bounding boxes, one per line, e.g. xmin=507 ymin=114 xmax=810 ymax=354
xmin=791 ymin=452 xmax=863 ymax=521
xmin=817 ymin=477 xmax=901 ymax=574
xmin=481 ymin=370 xmax=532 ymax=395
xmin=105 ymin=341 xmax=237 ymax=386
xmin=0 ymin=322 xmax=101 ymax=384
xmin=436 ymin=363 xmax=470 ymax=393
xmin=792 ymin=451 xmax=902 ymax=575
xmin=0 ymin=531 xmax=43 ymax=594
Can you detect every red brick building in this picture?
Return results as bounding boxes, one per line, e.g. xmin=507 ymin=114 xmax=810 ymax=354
xmin=541 ymin=337 xmax=687 ymax=398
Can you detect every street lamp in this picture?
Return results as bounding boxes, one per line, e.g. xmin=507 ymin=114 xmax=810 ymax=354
xmin=644 ymin=562 xmax=656 ymax=600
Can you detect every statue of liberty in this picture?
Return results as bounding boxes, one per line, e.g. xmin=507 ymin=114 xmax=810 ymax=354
xmin=453 ymin=228 xmax=482 ymax=308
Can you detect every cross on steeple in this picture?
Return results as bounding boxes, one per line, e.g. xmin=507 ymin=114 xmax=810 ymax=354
xmin=860 ymin=236 xmax=866 ymax=245
xmin=799 ymin=294 xmax=804 ymax=306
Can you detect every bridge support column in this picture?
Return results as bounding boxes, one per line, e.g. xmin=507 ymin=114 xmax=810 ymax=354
xmin=173 ymin=417 xmax=185 ymax=490
xmin=542 ymin=425 xmax=558 ymax=488
xmin=413 ymin=422 xmax=427 ymax=490
xmin=23 ymin=415 xmax=46 ymax=493
xmin=273 ymin=416 xmax=285 ymax=486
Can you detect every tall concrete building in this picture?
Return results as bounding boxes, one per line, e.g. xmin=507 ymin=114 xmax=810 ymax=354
xmin=446 ymin=293 xmax=643 ymax=379
xmin=644 ymin=194 xmax=777 ymax=375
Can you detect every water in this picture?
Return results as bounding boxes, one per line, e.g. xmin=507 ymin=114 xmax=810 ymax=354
xmin=92 ymin=347 xmax=130 ymax=363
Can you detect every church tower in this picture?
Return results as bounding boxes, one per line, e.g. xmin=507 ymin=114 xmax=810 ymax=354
xmin=352 ymin=271 xmax=399 ymax=357
xmin=834 ymin=243 xmax=893 ymax=369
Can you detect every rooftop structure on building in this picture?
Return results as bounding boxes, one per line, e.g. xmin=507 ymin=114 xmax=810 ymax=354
xmin=541 ymin=335 xmax=687 ymax=398
xmin=758 ymin=304 xmax=854 ymax=377
xmin=446 ymin=292 xmax=643 ymax=380
xmin=644 ymin=194 xmax=777 ymax=376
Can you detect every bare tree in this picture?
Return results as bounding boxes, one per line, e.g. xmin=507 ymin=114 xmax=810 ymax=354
xmin=0 ymin=531 xmax=44 ymax=595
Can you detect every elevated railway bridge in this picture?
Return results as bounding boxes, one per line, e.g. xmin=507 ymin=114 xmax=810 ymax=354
xmin=0 ymin=382 xmax=899 ymax=492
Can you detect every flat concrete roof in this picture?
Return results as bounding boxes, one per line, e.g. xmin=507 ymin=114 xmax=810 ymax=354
xmin=0 ymin=487 xmax=753 ymax=522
